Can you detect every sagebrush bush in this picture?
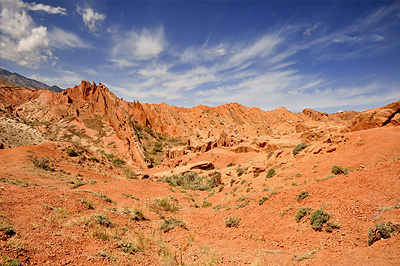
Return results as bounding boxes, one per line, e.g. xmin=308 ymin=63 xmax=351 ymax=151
xmin=77 ymin=198 xmax=95 ymax=209
xmin=1 ymin=257 xmax=22 ymax=266
xmin=0 ymin=217 xmax=17 ymax=237
xmin=310 ymin=209 xmax=330 ymax=230
xmin=367 ymin=221 xmax=392 ymax=246
xmin=160 ymin=218 xmax=186 ymax=233
xmin=225 ymin=216 xmax=241 ymax=228
xmin=331 ymin=165 xmax=349 ymax=175
xmin=118 ymin=239 xmax=140 ymax=254
xmin=266 ymin=168 xmax=276 ymax=178
xmin=130 ymin=209 xmax=146 ymax=221
xmin=326 ymin=221 xmax=341 ymax=232
xmin=297 ymin=191 xmax=309 ymax=202
xmin=293 ymin=143 xmax=307 ymax=156
xmin=32 ymin=155 xmax=51 ymax=171
xmin=150 ymin=196 xmax=180 ymax=214
xmin=161 ymin=171 xmax=222 ymax=191
xmin=63 ymin=146 xmax=84 ymax=157
xmin=295 ymin=207 xmax=312 ymax=222
xmin=93 ymin=214 xmax=111 ymax=227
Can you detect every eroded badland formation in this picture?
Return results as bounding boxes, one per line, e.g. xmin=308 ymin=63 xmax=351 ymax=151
xmin=0 ymin=80 xmax=399 ymax=265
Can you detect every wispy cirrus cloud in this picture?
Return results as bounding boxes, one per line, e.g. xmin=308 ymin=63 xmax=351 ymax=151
xmin=109 ymin=27 xmax=165 ymax=68
xmin=76 ymin=6 xmax=106 ymax=32
xmin=49 ymin=27 xmax=91 ymax=50
xmin=26 ymin=2 xmax=66 ymax=15
xmin=109 ymin=3 xmax=399 ymax=112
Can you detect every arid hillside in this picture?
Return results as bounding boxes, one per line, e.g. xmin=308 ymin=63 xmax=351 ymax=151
xmin=0 ymin=82 xmax=399 ymax=265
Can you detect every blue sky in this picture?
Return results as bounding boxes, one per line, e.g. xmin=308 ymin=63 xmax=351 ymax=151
xmin=0 ymin=0 xmax=399 ymax=113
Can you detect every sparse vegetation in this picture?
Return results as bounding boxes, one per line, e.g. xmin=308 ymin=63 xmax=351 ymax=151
xmin=202 ymin=201 xmax=212 ymax=208
xmin=32 ymin=155 xmax=52 ymax=171
xmin=258 ymin=191 xmax=277 ymax=205
xmin=1 ymin=257 xmax=22 ymax=266
xmin=234 ymin=202 xmax=249 ymax=210
xmin=63 ymin=146 xmax=84 ymax=157
xmin=296 ymin=191 xmax=309 ymax=202
xmin=225 ymin=216 xmax=241 ymax=228
xmin=326 ymin=221 xmax=341 ymax=232
xmin=310 ymin=209 xmax=330 ymax=230
xmin=266 ymin=168 xmax=276 ymax=178
xmin=367 ymin=221 xmax=398 ymax=246
xmin=331 ymin=165 xmax=349 ymax=175
xmin=118 ymin=239 xmax=140 ymax=254
xmin=295 ymin=207 xmax=312 ymax=222
xmin=161 ymin=171 xmax=222 ymax=191
xmin=149 ymin=196 xmax=180 ymax=214
xmin=227 ymin=162 xmax=236 ymax=167
xmin=160 ymin=218 xmax=186 ymax=232
xmin=236 ymin=166 xmax=245 ymax=176
xmin=76 ymin=198 xmax=95 ymax=209
xmin=293 ymin=143 xmax=307 ymax=156
xmin=130 ymin=208 xmax=146 ymax=221
xmin=93 ymin=214 xmax=111 ymax=227
xmin=292 ymin=249 xmax=316 ymax=261
xmin=0 ymin=216 xmax=17 ymax=237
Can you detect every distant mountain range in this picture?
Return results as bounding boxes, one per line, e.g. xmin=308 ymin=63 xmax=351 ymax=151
xmin=0 ymin=67 xmax=63 ymax=92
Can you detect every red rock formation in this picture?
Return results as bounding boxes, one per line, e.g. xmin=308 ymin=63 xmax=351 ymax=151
xmin=346 ymin=100 xmax=400 ymax=132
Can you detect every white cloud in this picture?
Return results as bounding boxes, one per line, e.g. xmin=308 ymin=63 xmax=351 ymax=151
xmin=303 ymin=23 xmax=318 ymax=36
xmin=227 ymin=34 xmax=282 ymax=67
xmin=105 ymin=3 xmax=399 ymax=112
xmin=0 ymin=0 xmax=52 ymax=67
xmin=26 ymin=2 xmax=66 ymax=15
xmin=76 ymin=6 xmax=106 ymax=32
xmin=49 ymin=27 xmax=91 ymax=50
xmin=332 ymin=35 xmax=362 ymax=44
xmin=109 ymin=27 xmax=165 ymax=68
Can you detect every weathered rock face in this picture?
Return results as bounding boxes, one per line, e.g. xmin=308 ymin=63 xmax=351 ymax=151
xmin=346 ymin=100 xmax=400 ymax=132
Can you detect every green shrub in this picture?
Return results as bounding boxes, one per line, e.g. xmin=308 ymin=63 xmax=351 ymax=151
xmin=297 ymin=191 xmax=309 ymax=202
xmin=258 ymin=196 xmax=269 ymax=205
xmin=236 ymin=166 xmax=245 ymax=176
xmin=310 ymin=209 xmax=330 ymax=230
xmin=118 ymin=240 xmax=140 ymax=254
xmin=152 ymin=141 xmax=163 ymax=153
xmin=266 ymin=168 xmax=276 ymax=178
xmin=76 ymin=198 xmax=95 ymax=209
xmin=295 ymin=207 xmax=312 ymax=222
xmin=32 ymin=155 xmax=52 ymax=171
xmin=63 ymin=146 xmax=84 ymax=157
xmin=130 ymin=209 xmax=146 ymax=221
xmin=93 ymin=214 xmax=111 ymax=227
xmin=234 ymin=202 xmax=249 ymax=210
xmin=258 ymin=191 xmax=276 ymax=205
xmin=227 ymin=162 xmax=235 ymax=167
xmin=368 ymin=221 xmax=392 ymax=246
xmin=150 ymin=196 xmax=180 ymax=213
xmin=202 ymin=201 xmax=212 ymax=208
xmin=325 ymin=221 xmax=341 ymax=232
xmin=113 ymin=158 xmax=126 ymax=168
xmin=0 ymin=217 xmax=17 ymax=237
xmin=331 ymin=165 xmax=349 ymax=175
xmin=292 ymin=249 xmax=316 ymax=262
xmin=225 ymin=216 xmax=241 ymax=228
xmin=160 ymin=218 xmax=186 ymax=233
xmin=124 ymin=168 xmax=138 ymax=179
xmin=161 ymin=171 xmax=221 ymax=191
xmin=293 ymin=143 xmax=307 ymax=156
xmin=2 ymin=257 xmax=22 ymax=266
xmin=91 ymin=226 xmax=111 ymax=241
